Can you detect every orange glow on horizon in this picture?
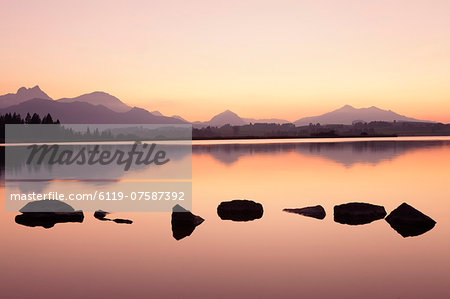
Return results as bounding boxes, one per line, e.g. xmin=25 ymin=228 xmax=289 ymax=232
xmin=0 ymin=0 xmax=449 ymax=123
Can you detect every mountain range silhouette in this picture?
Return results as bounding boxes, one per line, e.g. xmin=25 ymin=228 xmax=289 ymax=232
xmin=0 ymin=86 xmax=184 ymax=124
xmin=0 ymin=86 xmax=436 ymax=126
xmin=293 ymin=104 xmax=430 ymax=125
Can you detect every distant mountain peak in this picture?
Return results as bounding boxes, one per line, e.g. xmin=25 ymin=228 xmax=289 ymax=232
xmin=150 ymin=110 xmax=189 ymax=122
xmin=0 ymin=85 xmax=52 ymax=108
xmin=193 ymin=109 xmax=291 ymax=128
xmin=215 ymin=109 xmax=237 ymax=117
xmin=17 ymin=85 xmax=42 ymax=93
xmin=199 ymin=109 xmax=246 ymax=127
xmin=150 ymin=110 xmax=164 ymax=117
xmin=0 ymin=98 xmax=186 ymax=124
xmin=172 ymin=115 xmax=188 ymax=122
xmin=336 ymin=104 xmax=357 ymax=112
xmin=57 ymin=91 xmax=131 ymax=113
xmin=294 ymin=105 xmax=429 ymax=125
xmin=128 ymin=106 xmax=148 ymax=113
xmin=88 ymin=91 xmax=110 ymax=96
xmin=210 ymin=110 xmax=241 ymax=120
xmin=16 ymin=85 xmax=49 ymax=97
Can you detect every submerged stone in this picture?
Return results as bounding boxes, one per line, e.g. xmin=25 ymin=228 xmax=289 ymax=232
xmin=113 ymin=218 xmax=133 ymax=224
xmin=283 ymin=205 xmax=326 ymax=220
xmin=385 ymin=203 xmax=436 ymax=237
xmin=334 ymin=202 xmax=386 ymax=225
xmin=93 ymin=210 xmax=132 ymax=224
xmin=217 ymin=199 xmax=264 ymax=222
xmin=94 ymin=210 xmax=109 ymax=220
xmin=171 ymin=204 xmax=204 ymax=240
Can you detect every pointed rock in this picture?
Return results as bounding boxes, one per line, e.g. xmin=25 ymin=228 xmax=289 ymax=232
xmin=171 ymin=205 xmax=204 ymax=240
xmin=283 ymin=205 xmax=326 ymax=220
xmin=385 ymin=203 xmax=436 ymax=237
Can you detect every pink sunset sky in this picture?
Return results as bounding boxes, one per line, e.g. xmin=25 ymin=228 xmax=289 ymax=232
xmin=1 ymin=0 xmax=449 ymax=122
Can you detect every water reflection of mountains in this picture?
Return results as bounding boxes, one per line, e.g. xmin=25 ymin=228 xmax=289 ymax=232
xmin=1 ymin=140 xmax=449 ymax=187
xmin=2 ymin=140 xmax=449 ymax=173
xmin=192 ymin=140 xmax=450 ymax=166
xmin=0 ymin=143 xmax=191 ymax=194
xmin=1 ymin=144 xmax=190 ymax=181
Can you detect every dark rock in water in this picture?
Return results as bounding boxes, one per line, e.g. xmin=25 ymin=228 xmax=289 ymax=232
xmin=283 ymin=205 xmax=326 ymax=220
xmin=385 ymin=203 xmax=436 ymax=237
xmin=15 ymin=200 xmax=84 ymax=228
xmin=15 ymin=212 xmax=84 ymax=229
xmin=94 ymin=210 xmax=109 ymax=220
xmin=334 ymin=202 xmax=386 ymax=225
xmin=171 ymin=204 xmax=204 ymax=240
xmin=93 ymin=210 xmax=132 ymax=224
xmin=113 ymin=218 xmax=133 ymax=224
xmin=217 ymin=199 xmax=263 ymax=222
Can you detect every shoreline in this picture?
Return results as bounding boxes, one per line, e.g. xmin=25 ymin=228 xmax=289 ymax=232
xmin=2 ymin=134 xmax=450 ymax=146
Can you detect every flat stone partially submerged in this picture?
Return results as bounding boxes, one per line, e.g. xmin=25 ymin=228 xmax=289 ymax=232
xmin=171 ymin=204 xmax=204 ymax=240
xmin=334 ymin=202 xmax=386 ymax=225
xmin=93 ymin=210 xmax=133 ymax=224
xmin=113 ymin=218 xmax=133 ymax=224
xmin=283 ymin=205 xmax=326 ymax=220
xmin=94 ymin=210 xmax=109 ymax=220
xmin=217 ymin=199 xmax=263 ymax=222
xmin=16 ymin=200 xmax=84 ymax=229
xmin=385 ymin=203 xmax=436 ymax=237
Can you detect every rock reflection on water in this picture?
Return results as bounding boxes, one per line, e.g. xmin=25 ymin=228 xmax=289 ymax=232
xmin=192 ymin=140 xmax=450 ymax=167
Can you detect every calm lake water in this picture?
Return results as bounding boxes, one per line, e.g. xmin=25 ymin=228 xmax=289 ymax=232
xmin=1 ymin=137 xmax=449 ymax=298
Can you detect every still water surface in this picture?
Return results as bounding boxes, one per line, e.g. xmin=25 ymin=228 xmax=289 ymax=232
xmin=1 ymin=137 xmax=449 ymax=298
